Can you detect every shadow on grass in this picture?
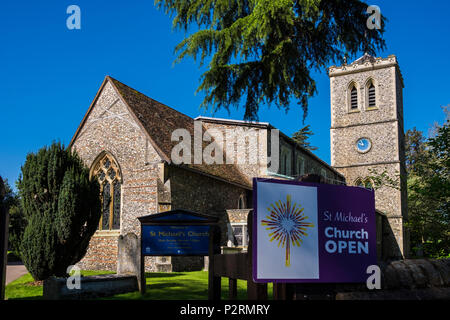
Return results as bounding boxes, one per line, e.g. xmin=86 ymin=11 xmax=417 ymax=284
xmin=6 ymin=295 xmax=44 ymax=301
xmin=145 ymin=272 xmax=186 ymax=278
xmin=6 ymin=270 xmax=261 ymax=300
xmin=107 ymin=273 xmax=250 ymax=300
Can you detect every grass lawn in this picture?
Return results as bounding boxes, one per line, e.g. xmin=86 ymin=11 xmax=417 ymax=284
xmin=5 ymin=270 xmax=115 ymax=300
xmin=5 ymin=273 xmax=43 ymax=300
xmin=6 ymin=271 xmax=273 ymax=300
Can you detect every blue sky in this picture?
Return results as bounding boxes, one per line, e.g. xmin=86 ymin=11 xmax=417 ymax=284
xmin=1 ymin=1 xmax=449 ymax=190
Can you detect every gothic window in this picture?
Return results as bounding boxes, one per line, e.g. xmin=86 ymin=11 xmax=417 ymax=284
xmin=367 ymin=80 xmax=376 ymax=108
xmin=280 ymin=145 xmax=292 ymax=176
xmin=112 ymin=180 xmax=121 ymax=229
xmin=349 ymin=84 xmax=359 ymax=110
xmin=91 ymin=153 xmax=122 ymax=230
xmin=320 ymin=168 xmax=327 ymax=180
xmin=280 ymin=152 xmax=287 ymax=175
xmin=355 ymin=178 xmax=373 ymax=190
xmin=296 ymin=155 xmax=305 ymax=177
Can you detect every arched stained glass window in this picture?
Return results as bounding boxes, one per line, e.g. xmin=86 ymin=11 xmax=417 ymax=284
xmin=91 ymin=153 xmax=122 ymax=230
xmin=112 ymin=180 xmax=121 ymax=229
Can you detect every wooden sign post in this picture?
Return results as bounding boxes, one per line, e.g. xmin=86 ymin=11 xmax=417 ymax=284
xmin=137 ymin=209 xmax=220 ymax=299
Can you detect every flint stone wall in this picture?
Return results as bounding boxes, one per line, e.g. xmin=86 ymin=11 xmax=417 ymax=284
xmin=329 ymin=56 xmax=407 ymax=258
xmin=76 ymin=233 xmax=119 ymax=271
xmin=72 ymin=80 xmax=166 ymax=272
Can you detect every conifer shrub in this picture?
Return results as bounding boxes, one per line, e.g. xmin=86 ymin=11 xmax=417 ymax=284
xmin=17 ymin=142 xmax=101 ymax=280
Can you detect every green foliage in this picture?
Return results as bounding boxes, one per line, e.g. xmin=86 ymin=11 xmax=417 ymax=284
xmin=8 ymin=205 xmax=26 ymax=260
xmin=405 ymin=127 xmax=427 ymax=173
xmin=360 ymin=111 xmax=449 ymax=259
xmin=6 ymin=271 xmax=274 ymax=300
xmin=366 ymin=168 xmax=400 ymax=191
xmin=406 ymin=119 xmax=450 ymax=259
xmin=291 ymin=125 xmax=317 ymax=151
xmin=1 ymin=179 xmax=27 ymax=259
xmin=156 ymin=0 xmax=386 ymax=120
xmin=425 ymin=121 xmax=450 ymax=214
xmin=17 ymin=142 xmax=101 ymax=280
xmin=1 ymin=178 xmax=17 ymax=208
xmin=4 ymin=273 xmax=43 ymax=300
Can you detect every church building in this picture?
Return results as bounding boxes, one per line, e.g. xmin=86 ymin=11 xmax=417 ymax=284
xmin=69 ymin=54 xmax=407 ymax=272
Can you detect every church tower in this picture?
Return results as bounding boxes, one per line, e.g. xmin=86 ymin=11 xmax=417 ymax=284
xmin=329 ymin=54 xmax=408 ymax=259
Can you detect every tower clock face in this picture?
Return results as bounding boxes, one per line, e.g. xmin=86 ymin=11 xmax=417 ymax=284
xmin=356 ymin=138 xmax=372 ymax=153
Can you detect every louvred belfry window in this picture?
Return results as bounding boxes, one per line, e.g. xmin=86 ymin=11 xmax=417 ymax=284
xmin=368 ymin=82 xmax=376 ymax=108
xmin=350 ymin=85 xmax=358 ymax=110
xmin=92 ymin=153 xmax=122 ymax=230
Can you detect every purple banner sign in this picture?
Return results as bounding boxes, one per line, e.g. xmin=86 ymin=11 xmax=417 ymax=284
xmin=253 ymin=178 xmax=377 ymax=283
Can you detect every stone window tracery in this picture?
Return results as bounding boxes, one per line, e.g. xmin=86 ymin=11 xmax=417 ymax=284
xmin=91 ymin=153 xmax=122 ymax=230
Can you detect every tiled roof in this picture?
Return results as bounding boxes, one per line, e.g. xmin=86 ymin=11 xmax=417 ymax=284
xmin=109 ymin=76 xmax=194 ymax=161
xmin=108 ymin=77 xmax=252 ymax=189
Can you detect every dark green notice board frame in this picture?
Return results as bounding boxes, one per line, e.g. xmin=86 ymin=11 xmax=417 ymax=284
xmin=138 ymin=209 xmax=221 ymax=298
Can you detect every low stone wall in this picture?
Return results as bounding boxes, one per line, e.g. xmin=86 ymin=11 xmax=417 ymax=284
xmin=336 ymin=258 xmax=450 ymax=300
xmin=43 ymin=274 xmax=138 ymax=300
